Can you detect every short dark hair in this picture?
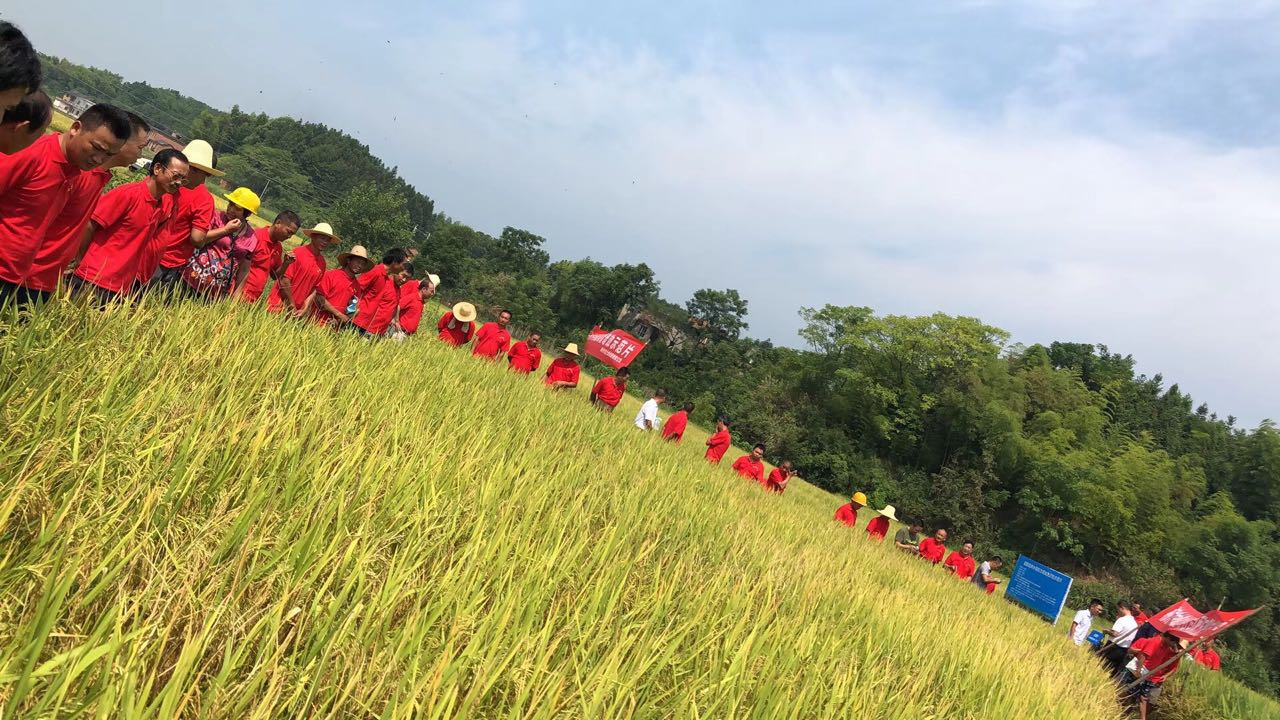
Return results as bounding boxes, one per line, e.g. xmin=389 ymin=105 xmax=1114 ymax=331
xmin=682 ymin=402 xmax=694 ymax=412
xmin=1117 ymin=600 xmax=1131 ymax=611
xmin=718 ymin=416 xmax=730 ymax=426
xmin=274 ymin=210 xmax=302 ymax=228
xmin=125 ymin=111 xmax=150 ymax=135
xmin=753 ymin=443 xmax=766 ymax=452
xmin=1162 ymin=631 xmax=1180 ymax=643
xmin=654 ymin=387 xmax=668 ymax=397
xmin=962 ymin=540 xmax=974 ymax=547
xmin=617 ymin=367 xmax=631 ymax=377
xmin=0 ymin=22 xmax=41 ymax=93
xmin=1089 ymin=598 xmax=1104 ymax=608
xmin=77 ymin=104 xmax=133 ymax=142
xmin=149 ymin=148 xmax=188 ymax=175
xmin=991 ymin=555 xmax=1002 ymax=563
xmin=1 ymin=89 xmax=51 ymax=129
xmin=382 ymin=248 xmax=408 ymax=266
xmin=402 ymin=262 xmax=414 ymax=276
xmin=498 ymin=308 xmax=511 ymax=316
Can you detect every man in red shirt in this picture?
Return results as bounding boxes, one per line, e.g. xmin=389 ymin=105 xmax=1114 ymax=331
xmin=834 ymin=491 xmax=868 ymax=527
xmin=23 ymin=112 xmax=150 ymax=302
xmin=69 ymin=148 xmax=189 ymax=304
xmin=0 ymin=22 xmax=41 ymax=114
xmin=1191 ymin=639 xmax=1221 ymax=671
xmin=0 ymin=103 xmax=131 ymax=304
xmin=1128 ymin=632 xmax=1183 ymax=719
xmin=918 ymin=528 xmax=948 ymax=564
xmin=438 ymin=301 xmax=478 ymax=346
xmin=395 ymin=270 xmax=436 ymax=335
xmin=0 ymin=89 xmax=52 ymax=155
xmin=662 ymin=402 xmax=694 ymax=442
xmin=731 ymin=444 xmax=766 ymax=483
xmin=865 ymin=504 xmax=896 ymax=540
xmin=150 ymin=139 xmax=222 ymax=290
xmin=765 ymin=460 xmax=794 ymax=493
xmin=267 ymin=222 xmax=338 ymax=315
xmin=944 ymin=542 xmax=977 ymax=580
xmin=1133 ymin=602 xmax=1150 ymax=626
xmin=473 ymin=309 xmax=513 ymax=359
xmin=590 ymin=367 xmax=630 ymax=411
xmin=239 ymin=211 xmax=302 ymax=302
xmin=508 ymin=332 xmax=543 ymax=373
xmin=544 ymin=343 xmax=581 ymax=389
xmin=351 ymin=248 xmax=409 ymax=337
xmin=302 ymin=245 xmax=372 ymax=327
xmin=705 ymin=417 xmax=732 ymax=463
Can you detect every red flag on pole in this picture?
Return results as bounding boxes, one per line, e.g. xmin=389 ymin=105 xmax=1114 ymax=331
xmin=585 ymin=326 xmax=647 ymax=369
xmin=1147 ymin=599 xmax=1261 ymax=641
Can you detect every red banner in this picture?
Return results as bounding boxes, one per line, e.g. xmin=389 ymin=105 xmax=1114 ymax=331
xmin=585 ymin=326 xmax=647 ymax=369
xmin=1147 ymin=600 xmax=1261 ymax=641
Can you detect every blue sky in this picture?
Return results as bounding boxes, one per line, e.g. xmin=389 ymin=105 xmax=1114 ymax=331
xmin=8 ymin=1 xmax=1280 ymax=426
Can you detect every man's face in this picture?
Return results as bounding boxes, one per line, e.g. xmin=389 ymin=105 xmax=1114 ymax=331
xmin=990 ymin=559 xmax=1003 ymax=570
xmin=717 ymin=420 xmax=727 ymax=432
xmin=935 ymin=529 xmax=948 ymax=543
xmin=498 ymin=311 xmax=511 ymax=327
xmin=387 ymin=260 xmax=406 ymax=275
xmin=185 ymin=167 xmax=209 ymax=188
xmin=1162 ymin=635 xmax=1180 ymax=651
xmin=617 ymin=373 xmax=629 ymax=386
xmin=311 ymin=233 xmax=335 ymax=252
xmin=911 ymin=524 xmax=924 ymax=534
xmin=393 ymin=270 xmax=410 ymax=286
xmin=781 ymin=462 xmax=793 ymax=474
xmin=66 ymin=122 xmax=125 ymax=170
xmin=108 ymin=128 xmax=149 ymax=169
xmin=153 ymin=159 xmax=190 ymax=194
xmin=528 ymin=334 xmax=541 ymax=348
xmin=344 ymin=257 xmax=371 ymax=274
xmin=751 ymin=447 xmax=764 ymax=461
xmin=421 ymin=282 xmax=436 ymax=299
xmin=1090 ymin=604 xmax=1104 ymax=616
xmin=655 ymin=395 xmax=666 ymax=405
xmin=960 ymin=543 xmax=973 ymax=557
xmin=271 ymin=220 xmax=300 ymax=242
xmin=0 ymin=86 xmax=27 ymax=114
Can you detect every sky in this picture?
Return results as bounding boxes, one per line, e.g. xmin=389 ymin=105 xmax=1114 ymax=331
xmin=8 ymin=1 xmax=1280 ymax=427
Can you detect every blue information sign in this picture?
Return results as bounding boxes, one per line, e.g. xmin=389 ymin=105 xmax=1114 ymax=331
xmin=1004 ymin=555 xmax=1074 ymax=624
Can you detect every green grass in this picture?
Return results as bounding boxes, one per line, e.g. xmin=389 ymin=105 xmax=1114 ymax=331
xmin=2 ymin=299 xmax=1133 ymax=718
xmin=1161 ymin=665 xmax=1280 ymax=720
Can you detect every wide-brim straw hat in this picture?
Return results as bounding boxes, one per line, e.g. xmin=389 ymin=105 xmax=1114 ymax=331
xmin=452 ymin=302 xmax=477 ymax=323
xmin=426 ymin=273 xmax=441 ymax=287
xmin=182 ymin=139 xmax=224 ymax=177
xmin=303 ymin=222 xmax=341 ymax=243
xmin=563 ymin=343 xmax=580 ymax=356
xmin=337 ymin=245 xmax=371 ymax=266
xmin=851 ymin=491 xmax=869 ymax=506
xmin=223 ymin=187 xmax=261 ymax=215
xmin=878 ymin=504 xmax=899 ymax=522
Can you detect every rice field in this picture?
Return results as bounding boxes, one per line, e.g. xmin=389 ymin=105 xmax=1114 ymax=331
xmin=0 ymin=298 xmax=1131 ymax=718
xmin=1161 ymin=665 xmax=1280 ymax=720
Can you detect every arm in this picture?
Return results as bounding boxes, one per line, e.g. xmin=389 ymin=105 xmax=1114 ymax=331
xmin=316 ymin=292 xmax=350 ymax=324
xmin=273 ymin=253 xmax=296 ymax=308
xmin=196 ymin=220 xmax=242 ymax=248
xmin=1069 ymin=621 xmax=1080 ymax=639
xmin=65 ymin=221 xmax=100 ymax=272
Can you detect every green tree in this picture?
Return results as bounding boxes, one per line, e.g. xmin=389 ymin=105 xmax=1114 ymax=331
xmin=330 ymin=182 xmax=414 ymax=258
xmin=686 ymin=288 xmax=749 ymax=341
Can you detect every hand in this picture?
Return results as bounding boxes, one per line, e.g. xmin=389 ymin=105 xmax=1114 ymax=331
xmin=225 ymin=218 xmax=243 ymax=233
xmin=290 ymin=307 xmax=306 ymax=319
xmin=62 ymin=261 xmax=79 ymax=276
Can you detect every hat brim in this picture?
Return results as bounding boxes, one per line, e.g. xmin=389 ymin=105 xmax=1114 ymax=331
xmin=304 ymin=230 xmax=341 ymax=243
xmin=564 ymin=348 xmax=580 ymax=355
xmin=189 ymin=162 xmax=225 ymax=177
xmin=879 ymin=509 xmax=898 ymax=521
xmin=455 ymin=312 xmax=477 ymax=323
xmin=337 ymin=252 xmax=371 ymax=266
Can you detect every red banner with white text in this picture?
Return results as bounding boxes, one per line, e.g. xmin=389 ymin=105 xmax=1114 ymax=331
xmin=1147 ymin=600 xmax=1260 ymax=641
xmin=585 ymin=326 xmax=647 ymax=369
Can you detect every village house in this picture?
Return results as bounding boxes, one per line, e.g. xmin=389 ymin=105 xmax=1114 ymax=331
xmin=52 ymin=91 xmax=95 ymax=118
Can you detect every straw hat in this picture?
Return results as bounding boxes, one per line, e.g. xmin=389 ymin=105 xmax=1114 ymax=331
xmin=878 ymin=504 xmax=899 ymax=522
xmin=426 ymin=273 xmax=441 ymax=288
xmin=337 ymin=245 xmax=371 ymax=266
xmin=182 ymin=139 xmax=224 ymax=177
xmin=563 ymin=343 xmax=581 ymax=356
xmin=303 ymin=222 xmax=340 ymax=243
xmin=452 ymin=302 xmax=477 ymax=323
xmin=223 ymin=187 xmax=261 ymax=215
xmin=851 ymin=491 xmax=869 ymax=506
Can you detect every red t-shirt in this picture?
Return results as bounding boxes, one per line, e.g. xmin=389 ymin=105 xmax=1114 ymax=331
xmin=544 ymin=357 xmax=580 ymax=386
xmin=268 ymin=242 xmax=327 ymax=313
xmin=731 ymin=455 xmax=765 ymax=482
xmin=662 ymin=410 xmax=689 ymax=441
xmin=1135 ymin=612 xmax=1149 ymax=625
xmin=1193 ymin=648 xmax=1220 ymax=671
xmin=918 ymin=537 xmax=946 ymax=564
xmin=157 ymin=184 xmax=214 ymax=269
xmin=705 ymin=429 xmax=731 ymax=463
xmin=397 ymin=280 xmax=424 ymax=334
xmin=352 ymin=264 xmax=399 ymax=335
xmin=437 ymin=311 xmax=475 ymax=346
xmin=866 ymin=516 xmax=890 ymax=540
xmin=241 ymin=226 xmax=282 ymax=302
xmin=591 ymin=376 xmax=626 ymax=407
xmin=1131 ymin=637 xmax=1182 ymax=683
xmin=473 ymin=322 xmax=512 ymax=359
xmin=0 ymin=133 xmax=80 ymax=284
xmin=311 ymin=268 xmax=358 ymax=326
xmin=508 ymin=341 xmax=542 ymax=373
xmin=834 ymin=503 xmax=859 ymax=527
xmin=74 ymin=180 xmax=169 ymax=294
xmin=25 ymin=167 xmax=112 ymax=292
xmin=944 ymin=552 xmax=977 ymax=580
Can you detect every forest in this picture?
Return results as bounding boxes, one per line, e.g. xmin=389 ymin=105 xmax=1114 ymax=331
xmin=36 ymin=54 xmax=1280 ymax=698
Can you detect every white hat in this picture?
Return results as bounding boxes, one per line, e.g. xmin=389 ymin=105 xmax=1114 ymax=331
xmin=303 ymin=222 xmax=341 ymax=243
xmin=181 ymin=139 xmax=224 ymax=177
xmin=426 ymin=273 xmax=441 ymax=287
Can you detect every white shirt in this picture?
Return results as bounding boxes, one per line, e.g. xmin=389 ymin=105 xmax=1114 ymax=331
xmin=1070 ymin=609 xmax=1094 ymax=645
xmin=634 ymin=398 xmax=659 ymax=430
xmin=1110 ymin=615 xmax=1139 ymax=648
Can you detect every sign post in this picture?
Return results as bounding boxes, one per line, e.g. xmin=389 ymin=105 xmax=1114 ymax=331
xmin=1004 ymin=555 xmax=1074 ymax=624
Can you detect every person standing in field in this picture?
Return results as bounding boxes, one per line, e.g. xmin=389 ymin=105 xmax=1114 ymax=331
xmin=1103 ymin=601 xmax=1139 ymax=650
xmin=1191 ymin=639 xmax=1221 ymax=671
xmin=731 ymin=444 xmax=766 ymax=483
xmin=1068 ymin=599 xmax=1104 ymax=646
xmin=472 ymin=309 xmax=513 ymax=359
xmin=972 ymin=554 xmax=1003 ymax=594
xmin=1127 ymin=631 xmax=1183 ymax=720
xmin=239 ymin=210 xmax=301 ymax=302
xmin=544 ymin=343 xmax=581 ymax=389
xmin=894 ymin=520 xmax=924 ymax=553
xmin=68 ymin=148 xmax=188 ymax=304
xmin=590 ymin=367 xmax=630 ymax=412
xmin=834 ymin=491 xmax=868 ymax=527
xmin=705 ymin=417 xmax=732 ymax=463
xmin=150 ymin=139 xmax=223 ymax=290
xmin=302 ymin=245 xmax=372 ymax=327
xmin=181 ymin=187 xmax=260 ymax=299
xmin=0 ymin=103 xmax=131 ymax=305
xmin=508 ymin=332 xmax=542 ymax=374
xmin=662 ymin=402 xmax=693 ymax=442
xmin=351 ymin=249 xmax=409 ymax=337
xmin=23 ymin=112 xmax=149 ymax=303
xmin=267 ymin=222 xmax=338 ymax=315
xmin=944 ymin=542 xmax=977 ymax=580
xmin=0 ymin=90 xmax=51 ymax=155
xmin=438 ymin=301 xmax=478 ymax=346
xmin=917 ymin=528 xmax=948 ymax=564
xmin=765 ymin=460 xmax=793 ymax=493
xmin=1133 ymin=601 xmax=1149 ymax=625
xmin=866 ymin=504 xmax=897 ymax=541
xmin=0 ymin=21 xmax=41 ymax=115
xmin=635 ymin=388 xmax=666 ymax=431
xmin=395 ymin=271 xmax=437 ymax=336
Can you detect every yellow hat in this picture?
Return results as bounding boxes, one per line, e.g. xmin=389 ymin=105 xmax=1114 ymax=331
xmin=303 ymin=222 xmax=341 ymax=243
xmin=182 ymin=139 xmax=224 ymax=177
xmin=452 ymin=302 xmax=477 ymax=323
xmin=563 ymin=343 xmax=580 ymax=356
xmin=223 ymin=187 xmax=261 ymax=215
xmin=851 ymin=491 xmax=869 ymax=506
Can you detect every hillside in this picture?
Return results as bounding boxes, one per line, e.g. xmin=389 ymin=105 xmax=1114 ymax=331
xmin=0 ymin=301 xmax=1127 ymax=718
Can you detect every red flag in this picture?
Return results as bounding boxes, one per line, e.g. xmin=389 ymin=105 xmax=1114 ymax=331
xmin=584 ymin=326 xmax=647 ymax=369
xmin=1147 ymin=599 xmax=1261 ymax=641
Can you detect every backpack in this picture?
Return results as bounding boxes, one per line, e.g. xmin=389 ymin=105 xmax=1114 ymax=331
xmin=182 ymin=242 xmax=237 ymax=295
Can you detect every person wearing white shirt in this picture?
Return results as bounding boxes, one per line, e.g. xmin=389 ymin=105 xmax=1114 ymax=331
xmin=1069 ymin=598 xmax=1104 ymax=646
xmin=634 ymin=389 xmax=667 ymax=430
xmin=1106 ymin=601 xmax=1140 ymax=649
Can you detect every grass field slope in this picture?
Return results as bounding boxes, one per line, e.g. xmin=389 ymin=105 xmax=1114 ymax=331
xmin=0 ymin=301 xmax=1130 ymax=719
